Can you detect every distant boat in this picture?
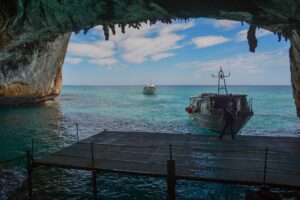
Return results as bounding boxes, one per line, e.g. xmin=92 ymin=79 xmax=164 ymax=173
xmin=185 ymin=67 xmax=253 ymax=134
xmin=143 ymin=84 xmax=156 ymax=95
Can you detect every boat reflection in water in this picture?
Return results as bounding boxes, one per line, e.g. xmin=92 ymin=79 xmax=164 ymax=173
xmin=143 ymin=84 xmax=156 ymax=95
xmin=186 ymin=67 xmax=253 ymax=134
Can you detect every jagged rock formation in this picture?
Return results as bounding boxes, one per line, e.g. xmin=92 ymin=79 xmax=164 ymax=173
xmin=0 ymin=33 xmax=70 ymax=106
xmin=290 ymin=30 xmax=300 ymax=116
xmin=0 ymin=0 xmax=300 ymax=114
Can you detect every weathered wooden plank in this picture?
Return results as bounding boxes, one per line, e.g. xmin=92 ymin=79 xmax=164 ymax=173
xmin=49 ymin=148 xmax=300 ymax=172
xmin=87 ymin=131 xmax=300 ymax=142
xmin=81 ymin=132 xmax=300 ymax=153
xmin=34 ymin=131 xmax=300 ymax=189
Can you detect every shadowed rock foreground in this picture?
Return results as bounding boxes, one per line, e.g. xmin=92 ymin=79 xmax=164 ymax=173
xmin=0 ymin=0 xmax=300 ymax=115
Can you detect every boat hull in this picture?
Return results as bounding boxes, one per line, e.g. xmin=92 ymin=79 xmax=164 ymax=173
xmin=191 ymin=112 xmax=252 ymax=134
xmin=143 ymin=90 xmax=156 ymax=95
xmin=143 ymin=86 xmax=156 ymax=95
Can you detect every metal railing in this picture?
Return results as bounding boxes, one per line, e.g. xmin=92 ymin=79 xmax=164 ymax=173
xmin=2 ymin=127 xmax=300 ymax=199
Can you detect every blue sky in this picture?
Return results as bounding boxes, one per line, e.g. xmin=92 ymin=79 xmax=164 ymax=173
xmin=63 ymin=18 xmax=290 ymax=85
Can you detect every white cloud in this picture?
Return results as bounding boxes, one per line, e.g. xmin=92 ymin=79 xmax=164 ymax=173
xmin=159 ymin=21 xmax=196 ymax=35
xmin=176 ymin=49 xmax=288 ymax=75
xmin=235 ymin=28 xmax=272 ymax=41
xmin=151 ymin=53 xmax=176 ymax=61
xmin=191 ymin=36 xmax=230 ymax=48
xmin=121 ymin=34 xmax=183 ymax=63
xmin=65 ymin=57 xmax=82 ymax=64
xmin=257 ymin=29 xmax=272 ymax=38
xmin=173 ymin=48 xmax=289 ymax=85
xmin=95 ymin=21 xmax=195 ymax=64
xmin=175 ymin=60 xmax=205 ymax=69
xmin=67 ymin=41 xmax=115 ymax=59
xmin=90 ymin=58 xmax=118 ymax=65
xmin=67 ymin=38 xmax=118 ymax=66
xmin=211 ymin=19 xmax=240 ymax=30
xmin=68 ymin=21 xmax=195 ymax=66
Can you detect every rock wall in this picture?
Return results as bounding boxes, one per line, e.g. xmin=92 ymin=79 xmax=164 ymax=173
xmin=0 ymin=33 xmax=70 ymax=106
xmin=290 ymin=30 xmax=300 ymax=116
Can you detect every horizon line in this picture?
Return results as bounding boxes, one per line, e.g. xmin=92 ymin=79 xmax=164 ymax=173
xmin=62 ymin=84 xmax=292 ymax=86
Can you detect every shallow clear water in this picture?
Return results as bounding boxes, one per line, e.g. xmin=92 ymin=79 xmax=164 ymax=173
xmin=0 ymin=85 xmax=299 ymax=199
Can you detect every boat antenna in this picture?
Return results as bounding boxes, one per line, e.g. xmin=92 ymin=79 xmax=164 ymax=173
xmin=226 ymin=58 xmax=231 ymax=75
xmin=212 ymin=66 xmax=230 ymax=95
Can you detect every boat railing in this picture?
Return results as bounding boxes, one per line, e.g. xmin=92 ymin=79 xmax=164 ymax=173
xmin=189 ymin=96 xmax=202 ymax=102
xmin=189 ymin=96 xmax=202 ymax=106
xmin=189 ymin=96 xmax=202 ymax=99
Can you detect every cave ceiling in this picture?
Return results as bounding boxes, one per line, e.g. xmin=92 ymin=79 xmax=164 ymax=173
xmin=1 ymin=0 xmax=300 ymax=50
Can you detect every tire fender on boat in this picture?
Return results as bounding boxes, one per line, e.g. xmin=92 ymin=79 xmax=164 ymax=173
xmin=185 ymin=107 xmax=193 ymax=114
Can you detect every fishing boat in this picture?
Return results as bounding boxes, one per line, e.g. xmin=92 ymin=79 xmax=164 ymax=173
xmin=185 ymin=67 xmax=253 ymax=134
xmin=143 ymin=83 xmax=156 ymax=95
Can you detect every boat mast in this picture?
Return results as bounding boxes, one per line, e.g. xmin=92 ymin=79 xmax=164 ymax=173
xmin=212 ymin=66 xmax=230 ymax=95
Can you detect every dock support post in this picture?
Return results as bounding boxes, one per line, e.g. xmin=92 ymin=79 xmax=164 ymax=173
xmin=27 ymin=150 xmax=33 ymax=198
xmin=91 ymin=143 xmax=97 ymax=200
xmin=31 ymin=138 xmax=34 ymax=161
xmin=76 ymin=123 xmax=79 ymax=142
xmin=259 ymin=148 xmax=270 ymax=196
xmin=263 ymin=148 xmax=268 ymax=186
xmin=92 ymin=170 xmax=97 ymax=200
xmin=167 ymin=144 xmax=176 ymax=200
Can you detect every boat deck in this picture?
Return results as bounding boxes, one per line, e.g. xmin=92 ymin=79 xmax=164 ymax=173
xmin=33 ymin=130 xmax=300 ymax=189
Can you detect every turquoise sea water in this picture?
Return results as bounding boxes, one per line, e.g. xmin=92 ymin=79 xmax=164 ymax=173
xmin=0 ymin=85 xmax=299 ymax=199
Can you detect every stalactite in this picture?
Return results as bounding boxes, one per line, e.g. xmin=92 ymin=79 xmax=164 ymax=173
xmin=102 ymin=23 xmax=109 ymax=40
xmin=120 ymin=23 xmax=126 ymax=33
xmin=108 ymin=24 xmax=116 ymax=35
xmin=247 ymin=25 xmax=257 ymax=53
xmin=277 ymin=32 xmax=282 ymax=42
xmin=83 ymin=28 xmax=89 ymax=35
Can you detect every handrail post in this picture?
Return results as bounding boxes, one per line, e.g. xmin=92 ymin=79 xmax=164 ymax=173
xmin=76 ymin=123 xmax=79 ymax=142
xmin=31 ymin=138 xmax=34 ymax=162
xmin=91 ymin=143 xmax=97 ymax=200
xmin=27 ymin=150 xmax=33 ymax=198
xmin=169 ymin=144 xmax=172 ymax=160
xmin=167 ymin=144 xmax=176 ymax=200
xmin=259 ymin=148 xmax=271 ymax=197
xmin=263 ymin=148 xmax=268 ymax=186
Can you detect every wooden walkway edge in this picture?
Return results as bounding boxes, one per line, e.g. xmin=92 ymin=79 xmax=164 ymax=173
xmin=28 ymin=131 xmax=300 ymax=199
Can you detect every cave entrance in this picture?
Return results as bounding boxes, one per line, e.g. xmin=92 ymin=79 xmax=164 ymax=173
xmin=60 ymin=18 xmax=298 ymax=137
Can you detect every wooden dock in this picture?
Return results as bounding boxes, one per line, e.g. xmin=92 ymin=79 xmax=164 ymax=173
xmin=30 ymin=131 xmax=300 ymax=199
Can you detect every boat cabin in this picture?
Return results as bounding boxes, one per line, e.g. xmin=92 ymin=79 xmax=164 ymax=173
xmin=143 ymin=84 xmax=156 ymax=95
xmin=189 ymin=93 xmax=252 ymax=116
